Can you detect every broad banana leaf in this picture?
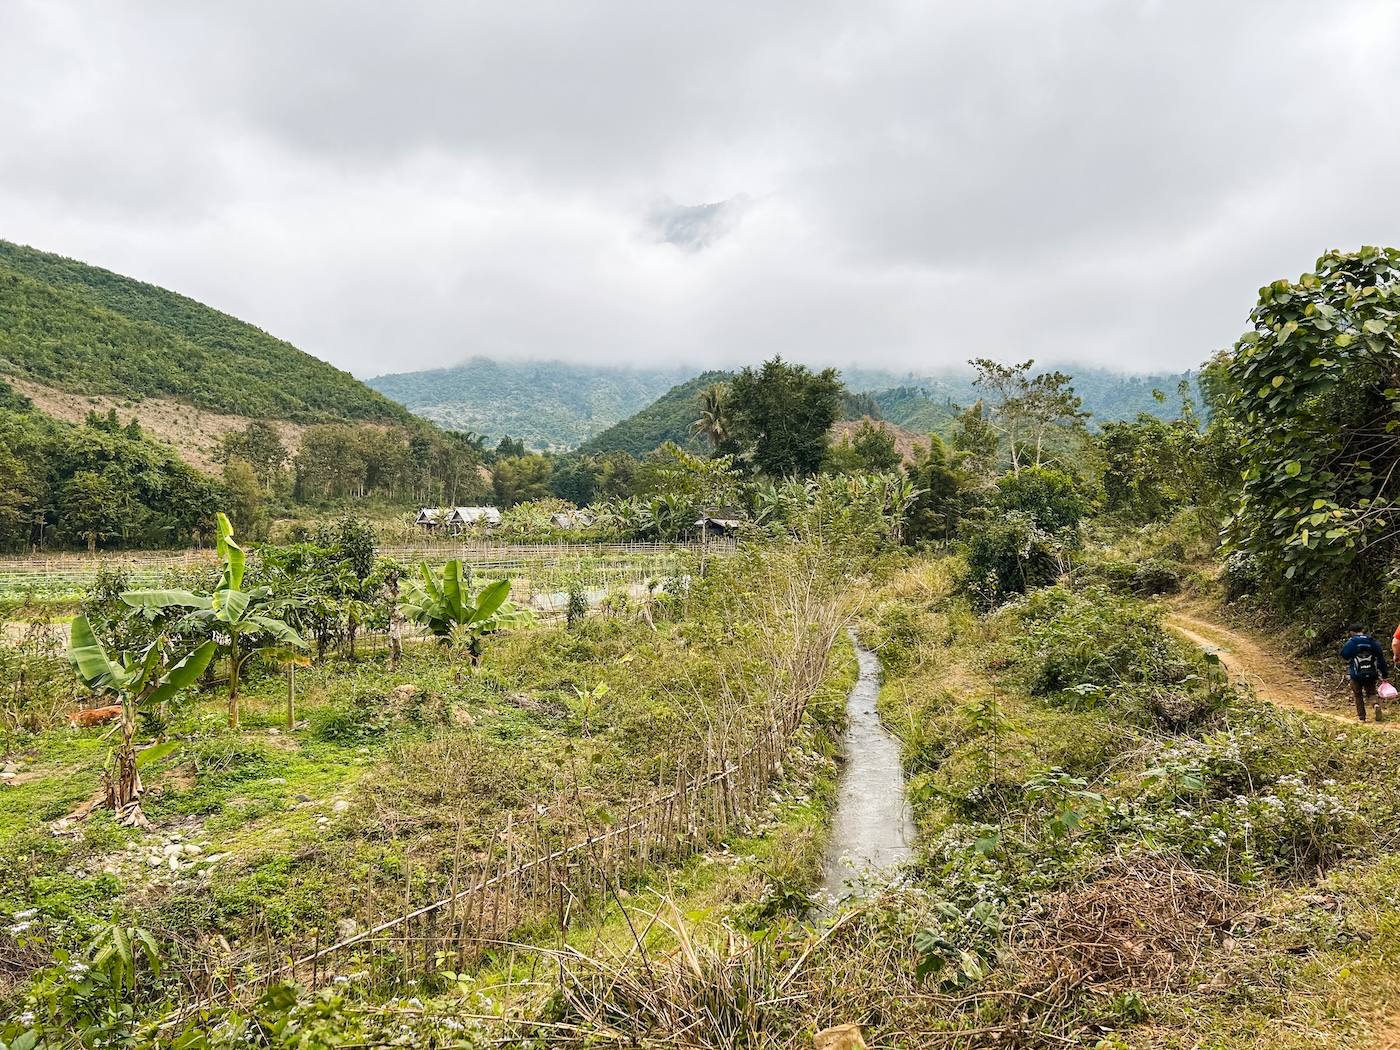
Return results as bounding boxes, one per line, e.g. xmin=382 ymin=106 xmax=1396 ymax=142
xmin=216 ymin=512 xmax=246 ymax=591
xmin=419 ymin=562 xmax=443 ymax=603
xmin=243 ymin=615 xmax=306 ymax=645
xmin=135 ymin=639 xmax=163 ymax=686
xmin=135 ymin=740 xmax=182 ymax=767
xmin=67 ymin=615 xmax=121 ymax=690
xmin=469 ymin=579 xmax=512 ymax=624
xmin=122 ymin=589 xmax=212 ymax=616
xmin=442 ymin=560 xmax=466 ymax=621
xmin=144 ymin=639 xmax=218 ymax=707
xmin=211 ymin=588 xmax=252 ymax=623
xmin=487 ymin=603 xmax=536 ymax=630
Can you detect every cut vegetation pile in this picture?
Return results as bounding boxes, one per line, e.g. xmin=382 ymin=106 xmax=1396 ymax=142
xmin=1011 ymin=852 xmax=1242 ymax=992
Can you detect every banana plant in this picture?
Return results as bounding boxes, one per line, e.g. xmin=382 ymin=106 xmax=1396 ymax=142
xmin=123 ymin=513 xmax=304 ymax=728
xmin=401 ymin=559 xmax=532 ymax=664
xmin=67 ymin=616 xmax=216 ymax=826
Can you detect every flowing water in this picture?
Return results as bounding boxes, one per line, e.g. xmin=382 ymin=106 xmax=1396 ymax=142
xmin=820 ymin=631 xmax=916 ymax=902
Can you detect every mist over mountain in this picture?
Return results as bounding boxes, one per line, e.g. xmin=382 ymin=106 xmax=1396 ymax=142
xmin=371 ymin=354 xmax=1200 ymax=457
xmin=368 ymin=357 xmax=694 ymax=450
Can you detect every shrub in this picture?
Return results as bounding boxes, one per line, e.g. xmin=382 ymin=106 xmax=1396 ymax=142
xmin=994 ymin=467 xmax=1087 ymax=531
xmin=963 ymin=513 xmax=1067 ymax=607
xmin=1131 ymin=557 xmax=1185 ymax=596
xmin=308 ymin=699 xmax=393 ymax=745
xmin=1007 ymin=587 xmax=1196 ymax=696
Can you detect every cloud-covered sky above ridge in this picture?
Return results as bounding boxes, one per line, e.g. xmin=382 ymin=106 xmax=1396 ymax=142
xmin=3 ymin=1 xmax=1400 ymax=379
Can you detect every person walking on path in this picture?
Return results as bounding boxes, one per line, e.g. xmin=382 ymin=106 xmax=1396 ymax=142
xmin=1342 ymin=624 xmax=1391 ymax=722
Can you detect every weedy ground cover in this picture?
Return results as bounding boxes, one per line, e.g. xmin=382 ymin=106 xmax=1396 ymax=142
xmin=0 ymin=539 xmax=859 ymax=1044
xmin=501 ymin=552 xmax=1400 ymax=1049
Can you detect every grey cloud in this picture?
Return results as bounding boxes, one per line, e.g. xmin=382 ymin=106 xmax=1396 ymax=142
xmin=646 ymin=196 xmax=751 ymax=252
xmin=2 ymin=1 xmax=1400 ymax=379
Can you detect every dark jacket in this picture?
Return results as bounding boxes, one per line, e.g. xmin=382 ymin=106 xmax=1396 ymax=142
xmin=1341 ymin=634 xmax=1390 ymax=681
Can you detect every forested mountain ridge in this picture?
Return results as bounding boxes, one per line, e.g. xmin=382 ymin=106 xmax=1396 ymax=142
xmin=0 ymin=239 xmax=410 ymax=424
xmin=575 ymin=365 xmax=1198 ymax=459
xmin=575 ymin=370 xmax=734 ymax=457
xmin=368 ymin=357 xmax=693 ymax=450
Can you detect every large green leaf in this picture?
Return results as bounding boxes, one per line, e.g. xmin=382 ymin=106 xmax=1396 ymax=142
xmin=121 ymin=589 xmax=211 ymax=612
xmin=243 ymin=615 xmax=306 ymax=645
xmin=442 ymin=560 xmax=466 ymax=621
xmin=419 ymin=562 xmax=443 ymax=603
xmin=213 ymin=588 xmax=252 ymax=624
xmin=145 ymin=640 xmax=218 ymax=707
xmin=67 ymin=615 xmax=119 ymax=690
xmin=135 ymin=740 xmax=182 ymax=767
xmin=166 ymin=640 xmax=218 ymax=689
xmin=470 ymin=579 xmax=512 ymax=624
xmin=216 ymin=512 xmax=246 ymax=591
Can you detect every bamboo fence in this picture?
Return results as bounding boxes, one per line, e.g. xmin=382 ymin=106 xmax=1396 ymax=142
xmin=167 ymin=595 xmax=844 ymax=1020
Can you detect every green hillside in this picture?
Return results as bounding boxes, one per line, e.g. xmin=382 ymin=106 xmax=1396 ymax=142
xmin=576 ymin=370 xmax=734 ymax=457
xmin=872 ymin=386 xmax=960 ymax=435
xmin=0 ymin=239 xmax=410 ymax=423
xmin=859 ymin=368 xmax=1199 ymax=435
xmin=368 ymin=357 xmax=693 ymax=449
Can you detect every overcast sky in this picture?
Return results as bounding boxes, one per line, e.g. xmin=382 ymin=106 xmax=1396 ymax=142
xmin=3 ymin=2 xmax=1399 ymax=380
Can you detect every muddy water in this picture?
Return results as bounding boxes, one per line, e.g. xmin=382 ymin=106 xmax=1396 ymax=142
xmin=820 ymin=631 xmax=915 ymax=902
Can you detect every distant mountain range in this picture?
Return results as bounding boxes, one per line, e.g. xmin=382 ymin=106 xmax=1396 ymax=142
xmin=374 ymin=357 xmax=1198 ymax=455
xmin=368 ymin=357 xmax=694 ymax=450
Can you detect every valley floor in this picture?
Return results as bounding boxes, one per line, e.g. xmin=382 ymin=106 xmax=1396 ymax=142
xmin=11 ymin=546 xmax=1400 ymax=1047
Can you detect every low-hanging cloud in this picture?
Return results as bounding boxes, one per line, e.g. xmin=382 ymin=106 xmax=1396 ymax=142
xmin=646 ymin=196 xmax=753 ymax=253
xmin=1 ymin=1 xmax=1399 ymax=379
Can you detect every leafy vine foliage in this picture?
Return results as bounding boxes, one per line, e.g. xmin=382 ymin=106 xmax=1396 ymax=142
xmin=1216 ymin=247 xmax=1400 ymax=615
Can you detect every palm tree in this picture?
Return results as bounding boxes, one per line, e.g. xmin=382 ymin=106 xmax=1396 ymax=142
xmin=690 ymin=383 xmax=730 ymax=449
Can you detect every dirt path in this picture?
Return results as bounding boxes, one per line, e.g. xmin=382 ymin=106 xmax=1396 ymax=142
xmin=1165 ymin=608 xmax=1396 ymax=729
xmin=1168 ymin=606 xmax=1400 ymax=1048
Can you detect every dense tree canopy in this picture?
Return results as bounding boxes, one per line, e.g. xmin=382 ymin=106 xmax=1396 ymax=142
xmin=725 ymin=357 xmax=844 ymax=478
xmin=825 ymin=420 xmax=902 ymax=475
xmin=0 ymin=384 xmax=221 ymax=551
xmin=1214 ymin=247 xmax=1400 ymax=619
xmin=0 ymin=241 xmax=411 ymax=424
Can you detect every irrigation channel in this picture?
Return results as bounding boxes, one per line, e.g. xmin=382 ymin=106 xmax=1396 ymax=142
xmin=820 ymin=630 xmax=916 ymax=903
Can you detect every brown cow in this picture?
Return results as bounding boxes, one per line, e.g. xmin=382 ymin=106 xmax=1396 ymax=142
xmin=69 ymin=705 xmax=122 ymax=728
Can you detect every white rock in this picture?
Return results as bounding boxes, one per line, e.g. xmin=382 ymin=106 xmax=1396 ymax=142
xmin=332 ymin=800 xmax=349 ymax=814
xmin=183 ymin=844 xmax=202 ymax=856
xmin=169 ymin=857 xmax=179 ymax=872
xmin=164 ymin=843 xmax=183 ymax=856
xmin=267 ymin=728 xmax=280 ymax=735
xmin=267 ymin=778 xmax=287 ymax=785
xmin=147 ymin=855 xmax=163 ymax=867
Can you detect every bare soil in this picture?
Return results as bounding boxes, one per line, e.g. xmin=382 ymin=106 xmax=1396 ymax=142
xmin=1165 ymin=607 xmax=1397 ymax=730
xmin=829 ymin=417 xmax=927 ymax=467
xmin=7 ymin=376 xmax=305 ymax=473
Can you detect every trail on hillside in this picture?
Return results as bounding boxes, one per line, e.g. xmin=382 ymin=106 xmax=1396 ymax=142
xmin=1165 ymin=608 xmax=1396 ymax=730
xmin=1167 ymin=608 xmax=1400 ymax=1048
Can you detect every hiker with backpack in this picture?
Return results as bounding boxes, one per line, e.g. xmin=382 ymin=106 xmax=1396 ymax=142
xmin=1342 ymin=624 xmax=1391 ymax=722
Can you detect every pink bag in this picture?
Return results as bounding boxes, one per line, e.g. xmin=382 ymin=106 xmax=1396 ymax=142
xmin=1379 ymin=681 xmax=1398 ymax=701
